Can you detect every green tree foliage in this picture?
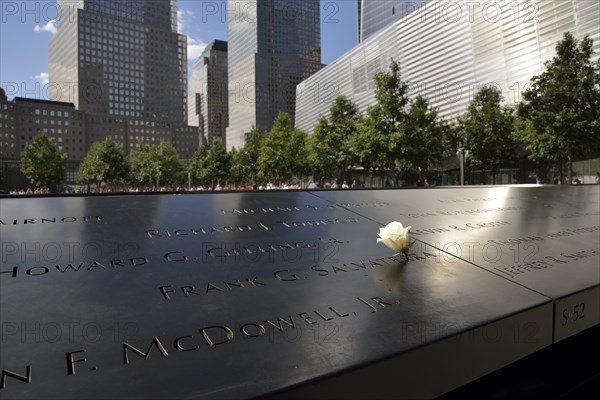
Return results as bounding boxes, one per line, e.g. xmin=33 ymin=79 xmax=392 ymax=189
xmin=229 ymin=127 xmax=264 ymax=186
xmin=129 ymin=143 xmax=161 ymax=187
xmin=204 ymin=137 xmax=230 ymax=187
xmin=350 ymin=119 xmax=385 ymax=177
xmin=129 ymin=141 xmax=183 ymax=188
xmin=308 ymin=116 xmax=335 ymax=180
xmin=400 ymin=95 xmax=447 ymax=172
xmin=458 ymin=85 xmax=516 ymax=184
xmin=308 ymin=96 xmax=360 ymax=182
xmin=156 ymin=141 xmax=184 ymax=186
xmin=351 ymin=59 xmax=410 ymax=183
xmin=518 ymin=32 xmax=600 ymax=182
xmin=20 ymin=132 xmax=67 ymax=189
xmin=258 ymin=113 xmax=308 ymax=183
xmin=188 ymin=144 xmax=209 ymax=186
xmin=245 ymin=126 xmax=265 ymax=164
xmin=188 ymin=138 xmax=231 ymax=187
xmin=228 ymin=147 xmax=242 ymax=185
xmin=443 ymin=120 xmax=461 ymax=155
xmin=229 ymin=147 xmax=251 ymax=186
xmin=76 ymin=138 xmax=128 ymax=188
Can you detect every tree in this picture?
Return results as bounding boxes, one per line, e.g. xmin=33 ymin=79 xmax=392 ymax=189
xmin=234 ymin=126 xmax=264 ymax=185
xmin=188 ymin=144 xmax=209 ymax=186
xmin=156 ymin=141 xmax=184 ymax=186
xmin=229 ymin=147 xmax=250 ymax=186
xmin=350 ymin=120 xmax=387 ymax=179
xmin=308 ymin=96 xmax=361 ymax=183
xmin=129 ymin=141 xmax=183 ymax=188
xmin=351 ymin=59 xmax=410 ymax=185
xmin=204 ymin=137 xmax=230 ymax=187
xmin=20 ymin=132 xmax=67 ymax=190
xmin=400 ymin=95 xmax=447 ymax=172
xmin=229 ymin=127 xmax=265 ymax=186
xmin=457 ymin=85 xmax=516 ymax=184
xmin=76 ymin=138 xmax=128 ymax=189
xmin=518 ymin=32 xmax=600 ymax=183
xmin=258 ymin=113 xmax=308 ymax=183
xmin=129 ymin=142 xmax=160 ymax=187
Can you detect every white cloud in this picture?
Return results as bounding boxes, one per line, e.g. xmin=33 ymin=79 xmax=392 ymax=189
xmin=33 ymin=72 xmax=49 ymax=85
xmin=177 ymin=9 xmax=208 ymax=63
xmin=177 ymin=10 xmax=193 ymax=33
xmin=188 ymin=37 xmax=207 ymax=61
xmin=34 ymin=20 xmax=57 ymax=35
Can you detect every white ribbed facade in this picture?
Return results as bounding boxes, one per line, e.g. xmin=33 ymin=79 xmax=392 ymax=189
xmin=359 ymin=0 xmax=428 ymax=42
xmin=296 ymin=0 xmax=600 ymax=134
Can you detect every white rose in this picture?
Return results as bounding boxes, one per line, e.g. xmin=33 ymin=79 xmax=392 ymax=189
xmin=376 ymin=221 xmax=413 ymax=255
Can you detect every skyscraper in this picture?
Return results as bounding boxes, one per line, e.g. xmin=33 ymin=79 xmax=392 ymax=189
xmin=49 ymin=0 xmax=186 ymax=121
xmin=48 ymin=0 xmax=198 ymax=157
xmin=359 ymin=0 xmax=428 ymax=42
xmin=226 ymin=0 xmax=322 ymax=150
xmin=188 ymin=40 xmax=228 ymax=147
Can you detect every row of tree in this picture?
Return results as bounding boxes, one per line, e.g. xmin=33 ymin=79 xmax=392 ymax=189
xmin=12 ymin=81 xmax=511 ymax=190
xmin=15 ymin=32 xmax=599 ymax=190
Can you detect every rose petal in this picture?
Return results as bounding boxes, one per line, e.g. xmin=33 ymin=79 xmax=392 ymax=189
xmin=378 ymin=221 xmax=413 ymax=253
xmin=378 ymin=237 xmax=402 ymax=252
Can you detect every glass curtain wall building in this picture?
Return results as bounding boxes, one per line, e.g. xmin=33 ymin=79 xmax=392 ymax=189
xmin=296 ymin=0 xmax=600 ymax=134
xmin=188 ymin=40 xmax=229 ymax=147
xmin=226 ymin=0 xmax=322 ymax=150
xmin=48 ymin=0 xmax=198 ymax=158
xmin=49 ymin=0 xmax=186 ymax=121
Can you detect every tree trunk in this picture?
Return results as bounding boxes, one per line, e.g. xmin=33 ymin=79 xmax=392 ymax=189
xmin=567 ymin=143 xmax=574 ymax=184
xmin=558 ymin=156 xmax=564 ymax=184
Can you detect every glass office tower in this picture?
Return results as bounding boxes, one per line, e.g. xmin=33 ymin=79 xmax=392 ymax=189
xmin=47 ymin=0 xmax=197 ymax=158
xmin=226 ymin=0 xmax=322 ymax=150
xmin=49 ymin=0 xmax=187 ymax=122
xmin=188 ymin=40 xmax=229 ymax=147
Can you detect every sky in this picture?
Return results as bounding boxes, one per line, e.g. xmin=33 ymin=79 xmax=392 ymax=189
xmin=0 ymin=0 xmax=358 ymax=100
